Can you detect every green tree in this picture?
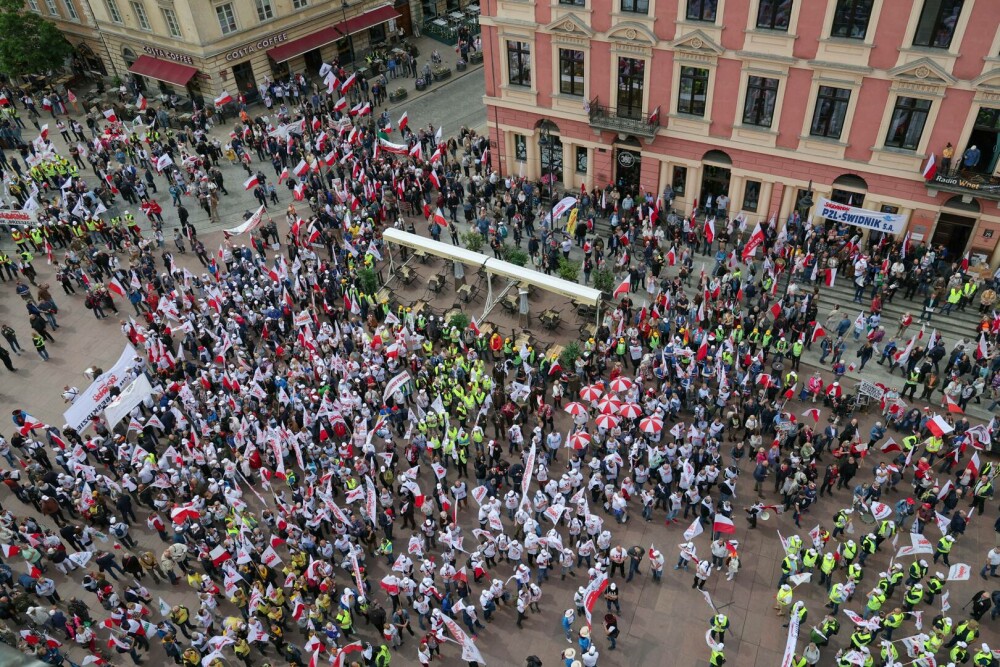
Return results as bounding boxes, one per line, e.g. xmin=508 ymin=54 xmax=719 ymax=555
xmin=0 ymin=0 xmax=73 ymax=77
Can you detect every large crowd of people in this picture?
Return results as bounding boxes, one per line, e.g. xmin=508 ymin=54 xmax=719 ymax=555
xmin=0 ymin=59 xmax=997 ymax=667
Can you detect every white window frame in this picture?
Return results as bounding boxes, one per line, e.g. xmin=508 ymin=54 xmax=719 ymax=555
xmin=106 ymin=0 xmax=123 ymax=23
xmin=131 ymin=1 xmax=151 ymax=30
xmin=26 ymin=0 xmax=40 ymax=12
xmin=44 ymin=0 xmax=58 ymax=16
xmin=254 ymin=0 xmax=274 ymax=22
xmin=677 ymin=0 xmax=725 ymax=28
xmin=162 ymin=7 xmax=181 ymax=38
xmin=292 ymin=0 xmax=308 ymax=7
xmin=216 ymin=3 xmax=238 ymax=35
xmin=62 ymin=0 xmax=79 ymax=20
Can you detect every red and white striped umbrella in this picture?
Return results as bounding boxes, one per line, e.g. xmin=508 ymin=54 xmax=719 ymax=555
xmin=563 ymin=401 xmax=588 ymax=416
xmin=639 ymin=415 xmax=664 ymax=434
xmin=618 ymin=402 xmax=643 ymax=419
xmin=569 ymin=432 xmax=592 ymax=449
xmin=597 ymin=395 xmax=622 ymax=414
xmin=609 ymin=377 xmax=633 ymax=393
xmin=579 ymin=384 xmax=604 ymax=402
xmin=595 ymin=413 xmax=620 ymax=430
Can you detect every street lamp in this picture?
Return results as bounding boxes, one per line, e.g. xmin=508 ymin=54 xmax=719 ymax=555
xmin=340 ymin=1 xmax=356 ymax=69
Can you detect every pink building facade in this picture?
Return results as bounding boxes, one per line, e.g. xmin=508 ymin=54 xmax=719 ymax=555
xmin=480 ymin=0 xmax=1000 ymax=267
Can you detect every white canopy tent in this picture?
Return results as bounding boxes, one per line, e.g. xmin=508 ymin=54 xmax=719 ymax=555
xmin=381 ymin=229 xmax=602 ymax=323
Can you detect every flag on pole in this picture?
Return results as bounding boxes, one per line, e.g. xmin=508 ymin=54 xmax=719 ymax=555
xmin=921 ymin=153 xmax=937 ymax=180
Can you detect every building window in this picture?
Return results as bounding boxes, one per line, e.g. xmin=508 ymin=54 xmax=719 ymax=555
xmin=62 ymin=0 xmax=78 ymax=19
xmin=506 ymin=41 xmax=531 ymax=87
xmin=131 ymin=2 xmax=150 ymax=30
xmin=809 ymin=86 xmax=851 ymax=139
xmin=106 ymin=0 xmax=123 ymax=23
xmin=558 ymin=49 xmax=585 ymax=97
xmin=514 ymin=134 xmax=527 ymax=162
xmin=677 ymin=66 xmax=709 ymax=117
xmin=686 ymin=0 xmax=718 ymax=22
xmin=880 ymin=204 xmax=900 ymax=214
xmin=742 ymin=180 xmax=761 ymax=212
xmin=292 ymin=0 xmax=308 ymax=6
xmin=254 ymin=0 xmax=274 ymax=22
xmin=559 ymin=0 xmax=586 ymax=5
xmin=216 ymin=3 xmax=237 ymax=34
xmin=576 ymin=147 xmax=588 ymax=174
xmin=621 ymin=0 xmax=649 ymax=13
xmin=742 ymin=76 xmax=778 ymax=128
xmin=830 ymin=0 xmax=874 ymax=40
xmin=44 ymin=0 xmax=58 ymax=16
xmin=885 ymin=97 xmax=931 ymax=150
xmin=756 ymin=0 xmax=791 ymax=31
xmin=672 ymin=165 xmax=687 ymax=195
xmin=617 ymin=58 xmax=645 ymax=120
xmin=162 ymin=7 xmax=181 ymax=37
xmin=26 ymin=0 xmax=39 ymax=11
xmin=913 ymin=0 xmax=964 ymax=49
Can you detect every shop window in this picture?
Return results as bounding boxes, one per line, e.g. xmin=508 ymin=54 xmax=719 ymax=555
xmin=743 ymin=180 xmax=761 ymax=212
xmin=576 ymin=146 xmax=588 ymax=174
xmin=370 ymin=24 xmax=387 ymax=44
xmin=514 ymin=134 xmax=527 ymax=162
xmin=830 ymin=0 xmax=873 ymax=39
xmin=539 ymin=134 xmax=564 ymax=184
xmin=672 ymin=165 xmax=687 ymax=196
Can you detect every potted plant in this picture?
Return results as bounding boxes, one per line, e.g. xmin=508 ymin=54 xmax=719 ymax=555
xmin=559 ymin=341 xmax=581 ymax=370
xmin=449 ymin=312 xmax=470 ymax=331
xmin=557 ymin=258 xmax=581 ymax=282
xmin=462 ymin=230 xmax=485 ymax=252
xmin=358 ymin=267 xmax=378 ymax=294
xmin=432 ymin=65 xmax=451 ymax=81
xmin=469 ymin=51 xmax=483 ymax=64
xmin=388 ymin=88 xmax=407 ymax=102
xmin=415 ymin=77 xmax=428 ymax=91
xmin=592 ymin=267 xmax=614 ymax=296
xmin=503 ymin=246 xmax=529 ymax=267
xmin=456 ymin=59 xmax=467 ymax=72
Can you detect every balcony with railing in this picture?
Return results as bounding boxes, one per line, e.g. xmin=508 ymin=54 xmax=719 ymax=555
xmin=587 ymin=97 xmax=659 ymax=138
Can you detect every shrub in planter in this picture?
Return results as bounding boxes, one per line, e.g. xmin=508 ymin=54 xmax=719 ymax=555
xmin=432 ymin=66 xmax=451 ymax=81
xmin=560 ymin=341 xmax=582 ymax=369
xmin=462 ymin=231 xmax=485 ymax=252
xmin=592 ymin=267 xmax=615 ymax=294
xmin=388 ymin=88 xmax=408 ymax=102
xmin=415 ymin=78 xmax=428 ymax=91
xmin=469 ymin=51 xmax=483 ymax=64
xmin=449 ymin=312 xmax=470 ymax=331
xmin=557 ymin=258 xmax=581 ymax=282
xmin=358 ymin=267 xmax=379 ymax=294
xmin=456 ymin=60 xmax=467 ymax=71
xmin=504 ymin=246 xmax=529 ymax=267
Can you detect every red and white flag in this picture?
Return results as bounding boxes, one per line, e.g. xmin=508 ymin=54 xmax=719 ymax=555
xmin=136 ymin=94 xmax=147 ymax=111
xmin=944 ymin=394 xmax=964 ymax=414
xmin=801 ymin=408 xmax=820 ymax=423
xmin=214 ymin=90 xmax=233 ymax=106
xmin=927 ymin=415 xmax=954 ymax=437
xmin=102 ymin=109 xmax=118 ymax=123
xmin=713 ymin=515 xmax=735 ymax=534
xmin=742 ymin=222 xmax=763 ymax=261
xmin=341 ymin=72 xmax=358 ymax=92
xmin=398 ymin=111 xmax=409 ymax=132
xmin=613 ymin=275 xmax=630 ymax=299
xmin=243 ymin=175 xmax=259 ymax=190
xmin=703 ymin=217 xmax=715 ymax=245
xmin=811 ymin=322 xmax=827 ymax=343
xmin=824 ymin=267 xmax=837 ymax=287
xmin=921 ymin=153 xmax=937 ymax=180
xmin=107 ymin=278 xmax=126 ymax=298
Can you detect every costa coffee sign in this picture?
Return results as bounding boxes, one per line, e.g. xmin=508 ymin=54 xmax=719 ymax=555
xmin=225 ymin=32 xmax=289 ymax=61
xmin=142 ymin=46 xmax=195 ymax=66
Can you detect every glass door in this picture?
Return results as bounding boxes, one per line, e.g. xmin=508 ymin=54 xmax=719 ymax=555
xmin=616 ymin=57 xmax=645 ymax=120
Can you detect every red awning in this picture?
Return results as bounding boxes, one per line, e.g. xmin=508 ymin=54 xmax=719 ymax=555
xmin=127 ymin=55 xmax=197 ymax=87
xmin=335 ymin=5 xmax=401 ymax=37
xmin=267 ymin=5 xmax=401 ymax=63
xmin=267 ymin=27 xmax=341 ymax=63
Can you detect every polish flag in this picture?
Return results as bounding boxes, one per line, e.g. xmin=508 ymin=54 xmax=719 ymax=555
xmin=703 ymin=217 xmax=715 ymax=245
xmin=713 ymin=515 xmax=735 ymax=534
xmin=1 ymin=544 xmax=20 ymax=558
xmin=294 ymin=183 xmax=306 ymax=201
xmin=880 ymin=438 xmax=901 ymax=453
xmin=469 ymin=317 xmax=481 ymax=336
xmin=433 ymin=208 xmax=449 ymax=227
xmin=824 ymin=267 xmax=837 ymax=286
xmin=278 ymin=167 xmax=289 ymax=183
xmin=312 ymin=116 xmax=322 ymax=131
xmin=0 ymin=94 xmax=8 ymax=107
xmin=926 ymin=415 xmax=954 ymax=437
xmin=243 ymin=175 xmax=259 ymax=190
xmin=102 ymin=109 xmax=118 ymax=123
xmin=961 ymin=252 xmax=970 ymax=272
xmin=408 ymin=142 xmax=422 ymax=160
xmin=209 ymin=545 xmax=231 ymax=566
xmin=802 ymin=408 xmax=820 ymax=423
xmin=966 ymin=452 xmax=981 ymax=477
xmin=921 ymin=153 xmax=937 ymax=181
xmin=214 ymin=91 xmax=233 ymax=106
xmin=741 ymin=222 xmax=763 ymax=261
xmin=357 ymin=102 xmax=371 ymax=117
xmin=811 ymin=322 xmax=827 ymax=343
xmin=398 ymin=111 xmax=409 ymax=132
xmin=696 ymin=337 xmax=709 ymax=361
xmin=17 ymin=414 xmax=44 ymax=435
xmin=667 ymin=246 xmax=676 ymax=266
xmin=293 ymin=160 xmax=309 ymax=177
xmin=944 ymin=394 xmax=964 ymax=414
xmin=341 ymin=72 xmax=357 ymax=93
xmin=39 ymin=124 xmax=48 ymax=140
xmin=613 ymin=275 xmax=630 ymax=298
xmin=334 ymin=96 xmax=347 ymax=111
xmin=977 ymin=332 xmax=989 ymax=359
xmin=429 ymin=171 xmax=441 ymax=189
xmin=107 ymin=278 xmax=126 ymax=298
xmin=136 ymin=94 xmax=147 ymax=111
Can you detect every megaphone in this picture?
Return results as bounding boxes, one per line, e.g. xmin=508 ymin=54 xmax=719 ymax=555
xmin=759 ymin=510 xmax=771 ymax=521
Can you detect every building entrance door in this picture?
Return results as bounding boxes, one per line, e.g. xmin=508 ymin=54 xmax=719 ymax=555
xmin=615 ymin=148 xmax=641 ymax=193
xmin=700 ymin=165 xmax=731 ymax=211
xmin=304 ymin=48 xmax=323 ymax=75
xmin=231 ymin=61 xmax=259 ymax=104
xmin=931 ymin=212 xmax=976 ymax=260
